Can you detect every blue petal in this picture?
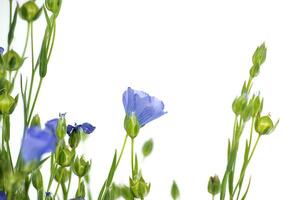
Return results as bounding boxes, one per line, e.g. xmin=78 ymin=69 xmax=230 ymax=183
xmin=67 ymin=125 xmax=75 ymax=136
xmin=122 ymin=87 xmax=166 ymax=127
xmin=123 ymin=87 xmax=135 ymax=115
xmin=45 ymin=118 xmax=58 ymax=134
xmin=0 ymin=192 xmax=7 ymax=200
xmin=0 ymin=47 xmax=4 ymax=55
xmin=137 ymin=96 xmax=166 ymax=126
xmin=79 ymin=123 xmax=95 ymax=134
xmin=21 ymin=127 xmax=57 ymax=163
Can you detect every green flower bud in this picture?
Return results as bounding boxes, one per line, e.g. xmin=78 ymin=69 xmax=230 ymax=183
xmin=46 ymin=0 xmax=62 ymax=16
xmin=20 ymin=1 xmax=41 ymax=22
xmin=252 ymin=43 xmax=267 ymax=67
xmin=255 ymin=115 xmax=278 ymax=135
xmin=72 ymin=155 xmax=91 ymax=177
xmin=250 ymin=43 xmax=267 ymax=78
xmin=0 ymin=78 xmax=10 ymax=95
xmin=3 ymin=50 xmax=23 ymax=71
xmin=129 ymin=176 xmax=151 ymax=199
xmin=232 ymin=94 xmax=247 ymax=116
xmin=55 ymin=167 xmax=70 ymax=183
xmin=75 ymin=180 xmax=86 ymax=198
xmin=56 ymin=113 xmax=67 ymax=139
xmin=30 ymin=114 xmax=41 ymax=127
xmin=32 ymin=169 xmax=43 ymax=191
xmin=124 ymin=113 xmax=140 ymax=139
xmin=55 ymin=146 xmax=75 ymax=167
xmin=0 ymin=94 xmax=16 ymax=114
xmin=207 ymin=175 xmax=220 ymax=196
xmin=68 ymin=132 xmax=81 ymax=149
xmin=242 ymin=103 xmax=253 ymax=122
xmin=252 ymin=95 xmax=263 ymax=117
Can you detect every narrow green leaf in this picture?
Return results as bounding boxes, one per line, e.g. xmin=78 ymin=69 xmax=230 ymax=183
xmin=106 ymin=150 xmax=117 ymax=187
xmin=142 ymin=138 xmax=153 ymax=157
xmin=8 ymin=4 xmax=19 ymax=47
xmin=241 ymin=177 xmax=252 ymax=200
xmin=171 ymin=180 xmax=180 ymax=200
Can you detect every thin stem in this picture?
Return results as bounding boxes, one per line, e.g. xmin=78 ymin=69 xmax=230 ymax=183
xmin=26 ymin=22 xmax=36 ymax=125
xmin=248 ymin=135 xmax=261 ymax=163
xmin=212 ymin=195 xmax=214 ymax=200
xmin=46 ymin=162 xmax=57 ymax=193
xmin=65 ymin=170 xmax=72 ymax=200
xmin=53 ymin=168 xmax=64 ymax=199
xmin=131 ymin=138 xmax=135 ymax=177
xmin=27 ymin=78 xmax=43 ymax=125
xmin=248 ymin=118 xmax=255 ymax=148
xmin=6 ymin=141 xmax=14 ymax=173
xmin=116 ymin=134 xmax=128 ymax=168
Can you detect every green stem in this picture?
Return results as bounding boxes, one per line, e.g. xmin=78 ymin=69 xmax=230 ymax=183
xmin=46 ymin=161 xmax=57 ymax=194
xmin=248 ymin=135 xmax=261 ymax=163
xmin=212 ymin=195 xmax=214 ymax=200
xmin=248 ymin=118 xmax=255 ymax=148
xmin=65 ymin=170 xmax=72 ymax=200
xmin=116 ymin=134 xmax=128 ymax=168
xmin=53 ymin=167 xmax=64 ymax=199
xmin=26 ymin=22 xmax=36 ymax=124
xmin=27 ymin=78 xmax=43 ymax=125
xmin=131 ymin=138 xmax=135 ymax=177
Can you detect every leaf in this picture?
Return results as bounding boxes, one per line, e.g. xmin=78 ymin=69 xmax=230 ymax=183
xmin=171 ymin=180 xmax=180 ymax=200
xmin=241 ymin=177 xmax=252 ymax=200
xmin=8 ymin=4 xmax=19 ymax=47
xmin=106 ymin=150 xmax=117 ymax=187
xmin=142 ymin=138 xmax=153 ymax=157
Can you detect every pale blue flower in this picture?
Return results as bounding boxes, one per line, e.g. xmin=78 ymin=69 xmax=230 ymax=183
xmin=21 ymin=120 xmax=57 ymax=163
xmin=122 ymin=87 xmax=166 ymax=127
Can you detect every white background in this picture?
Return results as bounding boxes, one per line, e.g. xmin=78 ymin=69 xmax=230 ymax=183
xmin=1 ymin=0 xmax=301 ymax=199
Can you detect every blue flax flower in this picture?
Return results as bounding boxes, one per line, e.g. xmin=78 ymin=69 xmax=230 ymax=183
xmin=67 ymin=123 xmax=95 ymax=136
xmin=122 ymin=87 xmax=166 ymax=127
xmin=21 ymin=120 xmax=57 ymax=163
xmin=0 ymin=192 xmax=6 ymax=200
xmin=0 ymin=47 xmax=4 ymax=55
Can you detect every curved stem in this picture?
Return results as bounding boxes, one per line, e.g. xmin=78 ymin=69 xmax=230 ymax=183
xmin=27 ymin=78 xmax=43 ymax=125
xmin=53 ymin=168 xmax=64 ymax=199
xmin=65 ymin=170 xmax=72 ymax=200
xmin=131 ymin=138 xmax=135 ymax=177
xmin=116 ymin=134 xmax=128 ymax=168
xmin=26 ymin=22 xmax=36 ymax=125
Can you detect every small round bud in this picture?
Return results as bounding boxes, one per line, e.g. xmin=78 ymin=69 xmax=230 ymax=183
xmin=232 ymin=95 xmax=247 ymax=116
xmin=68 ymin=132 xmax=81 ymax=149
xmin=255 ymin=115 xmax=274 ymax=135
xmin=124 ymin=113 xmax=140 ymax=139
xmin=30 ymin=114 xmax=41 ymax=127
xmin=3 ymin=50 xmax=23 ymax=71
xmin=129 ymin=176 xmax=150 ymax=199
xmin=55 ymin=167 xmax=70 ymax=183
xmin=207 ymin=175 xmax=220 ymax=196
xmin=32 ymin=169 xmax=43 ymax=191
xmin=0 ymin=94 xmax=15 ymax=114
xmin=56 ymin=114 xmax=67 ymax=139
xmin=20 ymin=1 xmax=41 ymax=22
xmin=72 ymin=155 xmax=91 ymax=177
xmin=55 ymin=146 xmax=75 ymax=167
xmin=252 ymin=95 xmax=263 ymax=117
xmin=46 ymin=0 xmax=62 ymax=16
xmin=252 ymin=43 xmax=267 ymax=67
